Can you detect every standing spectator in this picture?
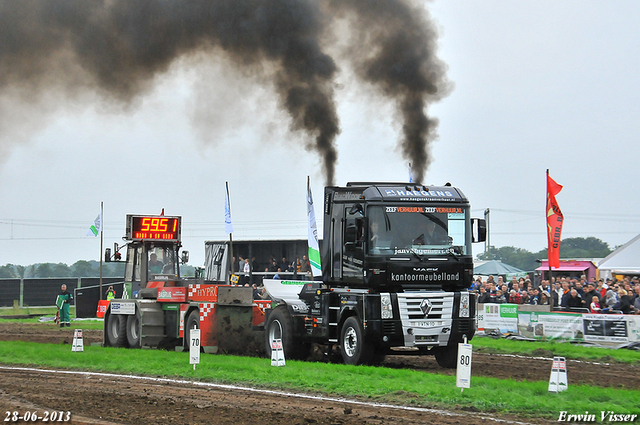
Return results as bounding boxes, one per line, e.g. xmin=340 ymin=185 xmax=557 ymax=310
xmin=477 ymin=286 xmax=491 ymax=304
xmin=508 ymin=276 xmax=518 ymax=291
xmin=105 ymin=286 xmax=116 ymax=301
xmin=268 ymin=257 xmax=278 ymax=272
xmin=539 ymin=292 xmax=550 ymax=305
xmin=243 ymin=258 xmax=251 ymax=285
xmin=494 ymin=290 xmax=507 ymax=304
xmin=528 ymin=288 xmax=541 ymax=305
xmin=509 ymin=289 xmax=523 ymax=304
xmin=603 ymin=288 xmax=619 ymax=309
xmin=56 ymin=284 xmax=73 ymax=328
xmin=597 ymin=279 xmax=607 ymax=298
xmin=590 ymin=296 xmax=602 ymax=314
xmin=300 ymin=254 xmax=311 ymax=279
xmin=294 ymin=257 xmax=302 ymax=274
xmin=279 ymin=257 xmax=289 ymax=273
xmin=540 ymin=280 xmax=551 ymax=295
xmin=500 ymin=284 xmax=509 ymax=302
xmin=582 ymin=283 xmax=602 ymax=308
xmin=611 ymin=290 xmax=632 ymax=314
xmin=470 ymin=277 xmax=483 ymax=291
xmin=633 ymin=286 xmax=640 ymax=314
xmin=566 ymin=289 xmax=583 ymax=309
xmin=560 ymin=281 xmax=571 ymax=308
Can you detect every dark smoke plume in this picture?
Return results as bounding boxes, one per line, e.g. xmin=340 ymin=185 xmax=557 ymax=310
xmin=0 ymin=0 xmax=449 ymax=185
xmin=328 ymin=0 xmax=452 ymax=183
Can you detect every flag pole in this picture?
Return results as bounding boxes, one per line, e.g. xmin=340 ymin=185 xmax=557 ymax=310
xmin=226 ymin=182 xmax=234 ymax=284
xmin=546 ymin=170 xmax=553 ymax=307
xmin=100 ymin=201 xmax=104 ymax=300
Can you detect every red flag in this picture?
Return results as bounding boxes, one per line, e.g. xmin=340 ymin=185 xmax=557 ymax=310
xmin=546 ymin=172 xmax=564 ymax=268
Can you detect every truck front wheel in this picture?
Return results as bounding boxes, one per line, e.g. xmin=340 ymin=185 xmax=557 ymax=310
xmin=340 ymin=316 xmax=380 ymax=365
xmin=434 ymin=344 xmax=459 ymax=369
xmin=106 ymin=313 xmax=128 ymax=347
xmin=265 ymin=306 xmax=307 ymax=360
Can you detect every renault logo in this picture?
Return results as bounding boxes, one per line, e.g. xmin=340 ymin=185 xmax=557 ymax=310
xmin=420 ymin=299 xmax=432 ymax=316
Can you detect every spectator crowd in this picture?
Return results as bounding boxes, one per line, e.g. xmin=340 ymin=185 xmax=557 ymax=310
xmin=229 ymin=254 xmax=314 ymax=300
xmin=471 ymin=274 xmax=640 ymax=315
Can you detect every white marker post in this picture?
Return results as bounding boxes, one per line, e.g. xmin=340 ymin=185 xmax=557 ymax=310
xmin=548 ymin=356 xmax=568 ymax=392
xmin=71 ymin=329 xmax=84 ymax=352
xmin=456 ymin=336 xmax=472 ymax=392
xmin=270 ymin=339 xmax=286 ymax=367
xmin=189 ymin=327 xmax=201 ymax=370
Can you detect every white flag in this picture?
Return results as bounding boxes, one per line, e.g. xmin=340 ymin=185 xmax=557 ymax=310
xmin=224 ymin=183 xmax=233 ymax=234
xmin=307 ymin=177 xmax=322 ymax=277
xmin=87 ymin=213 xmax=101 ymax=237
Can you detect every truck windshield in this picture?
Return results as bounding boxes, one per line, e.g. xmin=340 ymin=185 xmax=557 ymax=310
xmin=367 ymin=205 xmax=469 ymax=256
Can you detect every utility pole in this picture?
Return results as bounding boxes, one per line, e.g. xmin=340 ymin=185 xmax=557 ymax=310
xmin=484 ymin=208 xmax=490 ymax=254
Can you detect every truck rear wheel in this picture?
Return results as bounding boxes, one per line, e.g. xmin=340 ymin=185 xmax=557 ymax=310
xmin=106 ymin=313 xmax=128 ymax=347
xmin=340 ymin=316 xmax=375 ymax=365
xmin=434 ymin=344 xmax=459 ymax=369
xmin=265 ymin=306 xmax=307 ymax=360
xmin=126 ymin=307 xmax=141 ymax=349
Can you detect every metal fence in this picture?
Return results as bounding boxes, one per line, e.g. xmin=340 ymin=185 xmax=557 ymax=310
xmin=0 ymin=277 xmax=123 ymax=308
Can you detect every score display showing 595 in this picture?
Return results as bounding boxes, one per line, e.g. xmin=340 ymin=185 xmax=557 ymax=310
xmin=4 ymin=411 xmax=70 ymax=422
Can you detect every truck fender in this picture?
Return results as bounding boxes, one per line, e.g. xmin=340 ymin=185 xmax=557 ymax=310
xmin=277 ymin=300 xmax=310 ymax=316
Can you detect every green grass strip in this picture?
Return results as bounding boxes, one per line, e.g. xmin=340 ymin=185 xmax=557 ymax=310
xmin=0 ymin=341 xmax=638 ymax=419
xmin=0 ymin=318 xmax=105 ymax=329
xmin=473 ymin=336 xmax=640 ymax=364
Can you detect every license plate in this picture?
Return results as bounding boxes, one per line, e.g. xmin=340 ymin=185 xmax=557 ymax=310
xmin=411 ymin=321 xmax=442 ymax=328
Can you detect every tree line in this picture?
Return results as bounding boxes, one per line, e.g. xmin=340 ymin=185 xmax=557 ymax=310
xmin=0 ymin=261 xmax=198 ymax=279
xmin=477 ymin=237 xmax=613 ymax=272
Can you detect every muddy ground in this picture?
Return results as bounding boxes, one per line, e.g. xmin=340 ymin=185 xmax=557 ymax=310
xmin=0 ymin=321 xmax=638 ymax=424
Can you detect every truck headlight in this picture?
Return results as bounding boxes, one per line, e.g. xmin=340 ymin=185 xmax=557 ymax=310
xmin=459 ymin=292 xmax=470 ymax=318
xmin=380 ymin=293 xmax=393 ymax=319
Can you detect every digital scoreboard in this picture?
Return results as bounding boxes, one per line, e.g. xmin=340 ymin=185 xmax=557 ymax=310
xmin=126 ymin=215 xmax=181 ymax=242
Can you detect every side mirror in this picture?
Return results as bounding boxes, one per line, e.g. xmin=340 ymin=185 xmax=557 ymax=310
xmin=181 ymin=250 xmax=190 ymax=264
xmin=471 ymin=218 xmax=487 ymax=243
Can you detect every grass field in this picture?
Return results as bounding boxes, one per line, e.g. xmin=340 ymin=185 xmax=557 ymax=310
xmin=0 ymin=340 xmax=638 ymax=420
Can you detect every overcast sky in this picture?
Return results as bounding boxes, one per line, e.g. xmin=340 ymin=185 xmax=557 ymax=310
xmin=1 ymin=1 xmax=639 ymax=267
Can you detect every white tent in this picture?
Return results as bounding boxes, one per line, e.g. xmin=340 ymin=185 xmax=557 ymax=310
xmin=598 ymin=233 xmax=640 ymax=279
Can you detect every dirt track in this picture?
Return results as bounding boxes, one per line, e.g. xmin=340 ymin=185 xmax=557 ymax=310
xmin=0 ymin=321 xmax=638 ymax=424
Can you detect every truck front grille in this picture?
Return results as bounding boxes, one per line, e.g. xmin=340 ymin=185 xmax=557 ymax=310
xmin=397 ymin=293 xmax=453 ymax=320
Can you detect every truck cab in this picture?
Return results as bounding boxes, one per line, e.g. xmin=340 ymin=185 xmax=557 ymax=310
xmin=264 ymin=182 xmax=486 ymax=367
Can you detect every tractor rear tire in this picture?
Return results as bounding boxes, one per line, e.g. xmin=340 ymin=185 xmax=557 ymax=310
xmin=106 ymin=313 xmax=128 ymax=348
xmin=126 ymin=307 xmax=141 ymax=349
xmin=184 ymin=309 xmax=201 ymax=352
